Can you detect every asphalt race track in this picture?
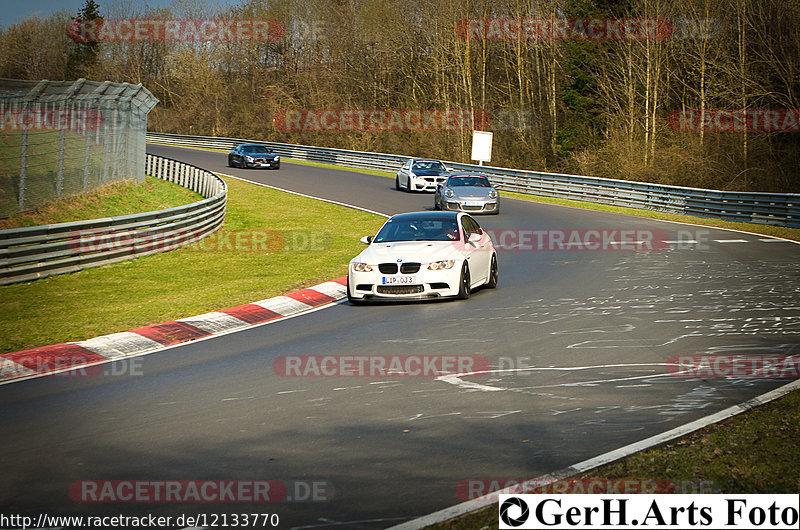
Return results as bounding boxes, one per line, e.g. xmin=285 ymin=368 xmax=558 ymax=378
xmin=1 ymin=144 xmax=798 ymax=528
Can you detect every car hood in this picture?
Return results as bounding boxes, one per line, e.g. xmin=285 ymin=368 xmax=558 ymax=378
xmin=352 ymin=241 xmax=461 ymax=264
xmin=447 ymin=186 xmax=495 ymax=199
xmin=411 ymin=169 xmax=448 ymax=176
xmin=246 ymin=152 xmax=277 ymax=158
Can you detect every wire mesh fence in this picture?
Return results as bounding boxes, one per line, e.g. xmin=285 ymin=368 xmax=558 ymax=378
xmin=0 ymin=78 xmax=159 ymax=218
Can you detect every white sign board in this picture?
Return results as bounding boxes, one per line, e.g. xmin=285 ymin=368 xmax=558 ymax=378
xmin=471 ymin=130 xmax=493 ymax=165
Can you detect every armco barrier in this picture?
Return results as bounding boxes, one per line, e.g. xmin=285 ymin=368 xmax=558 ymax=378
xmin=0 ymin=154 xmax=226 ymax=285
xmin=147 ymin=131 xmax=800 ymax=228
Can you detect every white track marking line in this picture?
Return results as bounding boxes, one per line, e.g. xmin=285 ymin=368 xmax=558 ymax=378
xmin=218 ymin=172 xmax=391 ymax=218
xmin=388 ymin=378 xmax=800 ymax=529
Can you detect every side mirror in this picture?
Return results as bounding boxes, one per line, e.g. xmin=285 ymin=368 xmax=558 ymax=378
xmin=360 ymin=235 xmax=373 ymax=245
xmin=468 ymin=233 xmax=482 ymax=244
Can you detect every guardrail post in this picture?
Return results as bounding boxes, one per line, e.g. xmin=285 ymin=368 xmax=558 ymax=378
xmin=83 ymin=133 xmax=91 ymax=191
xmin=56 ymin=129 xmax=66 ymax=197
xmin=18 ymin=128 xmax=28 ymax=210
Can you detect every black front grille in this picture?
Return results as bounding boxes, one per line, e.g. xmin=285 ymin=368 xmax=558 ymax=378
xmin=400 ymin=262 xmax=421 ymax=273
xmin=377 ymin=285 xmax=424 ymax=295
xmin=379 ymin=263 xmax=398 ymax=274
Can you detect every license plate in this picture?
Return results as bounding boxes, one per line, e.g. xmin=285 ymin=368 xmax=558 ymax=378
xmin=463 ymin=201 xmax=482 ymax=207
xmin=382 ymin=276 xmax=415 ymax=285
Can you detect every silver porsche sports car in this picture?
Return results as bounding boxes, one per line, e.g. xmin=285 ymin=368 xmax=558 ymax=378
xmin=434 ymin=173 xmax=500 ymax=214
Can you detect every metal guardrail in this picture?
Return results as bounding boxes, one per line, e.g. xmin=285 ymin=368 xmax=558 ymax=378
xmin=0 ymin=154 xmax=226 ymax=285
xmin=147 ymin=131 xmax=800 ymax=229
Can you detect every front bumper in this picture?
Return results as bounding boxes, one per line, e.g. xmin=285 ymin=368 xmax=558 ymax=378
xmin=245 ymin=159 xmax=280 ymax=169
xmin=440 ymin=200 xmax=499 ymax=214
xmin=348 ymin=266 xmax=462 ymax=301
xmin=411 ymin=176 xmax=447 ymax=192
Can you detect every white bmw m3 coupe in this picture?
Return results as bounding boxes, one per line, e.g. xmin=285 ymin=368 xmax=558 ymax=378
xmin=347 ymin=211 xmax=498 ymax=303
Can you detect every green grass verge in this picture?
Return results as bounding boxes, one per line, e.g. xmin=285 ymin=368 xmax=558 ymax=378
xmin=0 ymin=175 xmax=385 ymax=353
xmin=0 ymin=176 xmax=204 ymax=229
xmin=424 ymin=386 xmax=800 ymax=529
xmin=1 ymin=130 xmax=113 ymax=218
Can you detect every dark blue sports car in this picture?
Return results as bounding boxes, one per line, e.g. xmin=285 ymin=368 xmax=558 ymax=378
xmin=228 ymin=144 xmax=280 ymax=169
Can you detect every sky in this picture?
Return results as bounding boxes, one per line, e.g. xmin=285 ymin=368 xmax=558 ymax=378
xmin=1 ymin=1 xmax=83 ymax=26
xmin=0 ymin=0 xmax=238 ymax=28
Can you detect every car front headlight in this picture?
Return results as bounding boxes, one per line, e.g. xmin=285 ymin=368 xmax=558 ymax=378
xmin=274 ymin=156 xmax=280 ymax=161
xmin=245 ymin=156 xmax=254 ymax=162
xmin=488 ymin=189 xmax=498 ymax=199
xmin=444 ymin=188 xmax=454 ymax=198
xmin=428 ymin=260 xmax=455 ymax=270
xmin=352 ymin=262 xmax=373 ymax=272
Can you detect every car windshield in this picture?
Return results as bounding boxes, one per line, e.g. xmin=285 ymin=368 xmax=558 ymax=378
xmin=242 ymin=146 xmax=270 ymax=154
xmin=374 ymin=217 xmax=461 ymax=242
xmin=447 ymin=176 xmax=490 ymax=187
xmin=412 ymin=161 xmax=446 ymax=171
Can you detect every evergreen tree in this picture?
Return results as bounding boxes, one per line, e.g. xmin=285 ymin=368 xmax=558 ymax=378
xmin=65 ymin=0 xmax=102 ymax=79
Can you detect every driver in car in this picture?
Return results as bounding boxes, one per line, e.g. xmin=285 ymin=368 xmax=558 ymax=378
xmin=443 ymin=222 xmax=459 ymax=240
